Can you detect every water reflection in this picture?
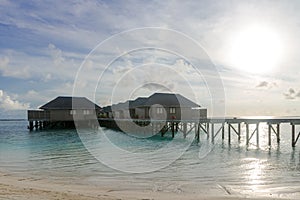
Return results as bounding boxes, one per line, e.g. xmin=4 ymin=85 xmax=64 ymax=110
xmin=290 ymin=149 xmax=300 ymax=171
xmin=243 ymin=158 xmax=266 ymax=186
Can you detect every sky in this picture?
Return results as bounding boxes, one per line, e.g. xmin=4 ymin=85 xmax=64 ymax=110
xmin=1 ymin=0 xmax=300 ymax=118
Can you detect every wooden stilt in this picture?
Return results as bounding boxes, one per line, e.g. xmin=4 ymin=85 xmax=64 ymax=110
xmin=246 ymin=123 xmax=249 ymax=146
xmin=222 ymin=124 xmax=225 ymax=140
xmin=183 ymin=123 xmax=187 ymax=138
xmin=196 ymin=123 xmax=200 ymax=141
xmin=199 ymin=123 xmax=208 ymax=137
xmin=228 ymin=123 xmax=231 ymax=144
xmin=207 ymin=123 xmax=210 ymax=139
xmin=152 ymin=122 xmax=155 ymax=135
xmin=292 ymin=124 xmax=295 ymax=147
xmin=256 ymin=123 xmax=259 ymax=147
xmin=29 ymin=121 xmax=33 ymax=131
xmin=277 ymin=124 xmax=280 ymax=143
xmin=238 ymin=123 xmax=241 ymax=141
xmin=268 ymin=123 xmax=281 ymax=147
xmin=172 ymin=122 xmax=175 ymax=138
xmin=211 ymin=123 xmax=214 ymax=142
xmin=227 ymin=123 xmax=241 ymax=144
xmin=268 ymin=124 xmax=272 ymax=147
xmin=194 ymin=123 xmax=198 ymax=140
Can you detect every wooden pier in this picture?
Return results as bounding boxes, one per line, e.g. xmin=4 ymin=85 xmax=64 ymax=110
xmin=98 ymin=117 xmax=300 ymax=147
xmin=27 ymin=96 xmax=300 ymax=148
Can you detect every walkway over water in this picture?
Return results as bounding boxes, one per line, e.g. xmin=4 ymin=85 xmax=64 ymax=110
xmin=99 ymin=117 xmax=300 ymax=147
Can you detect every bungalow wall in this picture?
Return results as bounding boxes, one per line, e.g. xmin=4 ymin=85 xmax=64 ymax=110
xmin=134 ymin=107 xmax=149 ymax=119
xmin=28 ymin=109 xmax=98 ymax=121
xmin=46 ymin=110 xmax=70 ymax=121
xmin=146 ymin=106 xmax=181 ymax=120
xmin=132 ymin=106 xmax=207 ymax=120
xmin=103 ymin=112 xmax=113 ymax=118
xmin=106 ymin=107 xmax=207 ymax=120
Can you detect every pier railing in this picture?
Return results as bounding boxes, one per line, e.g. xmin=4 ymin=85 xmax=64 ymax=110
xmin=98 ymin=117 xmax=300 ymax=147
xmin=26 ymin=114 xmax=300 ymax=148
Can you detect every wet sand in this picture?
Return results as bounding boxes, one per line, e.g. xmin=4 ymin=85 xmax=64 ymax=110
xmin=0 ymin=172 xmax=288 ymax=200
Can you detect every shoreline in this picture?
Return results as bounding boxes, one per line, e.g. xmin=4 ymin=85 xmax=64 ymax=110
xmin=0 ymin=171 xmax=290 ymax=200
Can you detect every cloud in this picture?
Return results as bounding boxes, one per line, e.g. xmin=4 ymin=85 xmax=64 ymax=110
xmin=1 ymin=1 xmax=300 ymax=117
xmin=48 ymin=43 xmax=65 ymax=65
xmin=0 ymin=89 xmax=30 ymax=110
xmin=141 ymin=82 xmax=175 ymax=92
xmin=0 ymin=47 xmax=83 ymax=81
xmin=289 ymin=88 xmax=295 ymax=94
xmin=0 ymin=56 xmax=9 ymax=68
xmin=0 ymin=55 xmax=31 ymax=79
xmin=256 ymin=81 xmax=268 ymax=88
xmin=283 ymin=88 xmax=300 ymax=100
xmin=255 ymin=81 xmax=278 ymax=89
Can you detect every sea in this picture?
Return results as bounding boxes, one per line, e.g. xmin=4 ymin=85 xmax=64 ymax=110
xmin=0 ymin=119 xmax=300 ymax=199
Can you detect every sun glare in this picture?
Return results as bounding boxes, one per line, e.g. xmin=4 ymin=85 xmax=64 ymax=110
xmin=229 ymin=25 xmax=284 ymax=74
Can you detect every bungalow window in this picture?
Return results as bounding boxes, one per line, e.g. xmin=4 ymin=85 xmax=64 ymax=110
xmin=70 ymin=110 xmax=76 ymax=115
xmin=114 ymin=111 xmax=120 ymax=118
xmin=170 ymin=107 xmax=176 ymax=114
xmin=157 ymin=107 xmax=163 ymax=114
xmin=83 ymin=110 xmax=90 ymax=115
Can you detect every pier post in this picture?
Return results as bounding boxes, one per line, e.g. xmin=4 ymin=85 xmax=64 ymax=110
xmin=256 ymin=123 xmax=259 ymax=147
xmin=268 ymin=124 xmax=272 ymax=147
xmin=246 ymin=123 xmax=249 ymax=146
xmin=171 ymin=122 xmax=175 ymax=138
xmin=277 ymin=124 xmax=280 ymax=143
xmin=39 ymin=121 xmax=42 ymax=129
xmin=183 ymin=123 xmax=187 ymax=138
xmin=152 ymin=122 xmax=155 ymax=135
xmin=228 ymin=123 xmax=231 ymax=144
xmin=292 ymin=124 xmax=295 ymax=147
xmin=222 ymin=123 xmax=225 ymax=140
xmin=29 ymin=121 xmax=33 ymax=131
xmin=195 ymin=123 xmax=199 ymax=141
xmin=238 ymin=123 xmax=241 ymax=141
xmin=35 ymin=121 xmax=38 ymax=130
xmin=211 ymin=123 xmax=214 ymax=143
xmin=207 ymin=123 xmax=210 ymax=139
xmin=196 ymin=123 xmax=200 ymax=141
xmin=268 ymin=123 xmax=281 ymax=147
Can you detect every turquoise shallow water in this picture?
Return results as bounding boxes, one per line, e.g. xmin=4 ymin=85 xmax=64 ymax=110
xmin=0 ymin=120 xmax=300 ymax=198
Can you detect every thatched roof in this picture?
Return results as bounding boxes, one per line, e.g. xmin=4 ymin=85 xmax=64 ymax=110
xmin=102 ymin=106 xmax=112 ymax=112
xmin=40 ymin=96 xmax=101 ymax=110
xmin=109 ymin=93 xmax=200 ymax=111
xmin=129 ymin=97 xmax=148 ymax=108
xmin=143 ymin=93 xmax=200 ymax=108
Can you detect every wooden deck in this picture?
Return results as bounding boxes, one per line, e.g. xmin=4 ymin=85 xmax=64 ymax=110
xmin=98 ymin=117 xmax=300 ymax=147
xmin=27 ymin=113 xmax=300 ymax=147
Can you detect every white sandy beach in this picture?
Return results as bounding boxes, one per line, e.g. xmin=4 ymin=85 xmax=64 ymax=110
xmin=0 ymin=171 xmax=288 ymax=200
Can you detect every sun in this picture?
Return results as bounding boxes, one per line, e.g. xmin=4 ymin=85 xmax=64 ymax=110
xmin=229 ymin=25 xmax=284 ymax=74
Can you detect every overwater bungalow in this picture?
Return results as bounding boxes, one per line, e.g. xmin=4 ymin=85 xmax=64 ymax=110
xmin=27 ymin=96 xmax=101 ymax=130
xmin=27 ymin=93 xmax=207 ymax=133
xmin=26 ymin=94 xmax=300 ymax=147
xmin=107 ymin=93 xmax=207 ymax=120
xmin=98 ymin=93 xmax=207 ymax=137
